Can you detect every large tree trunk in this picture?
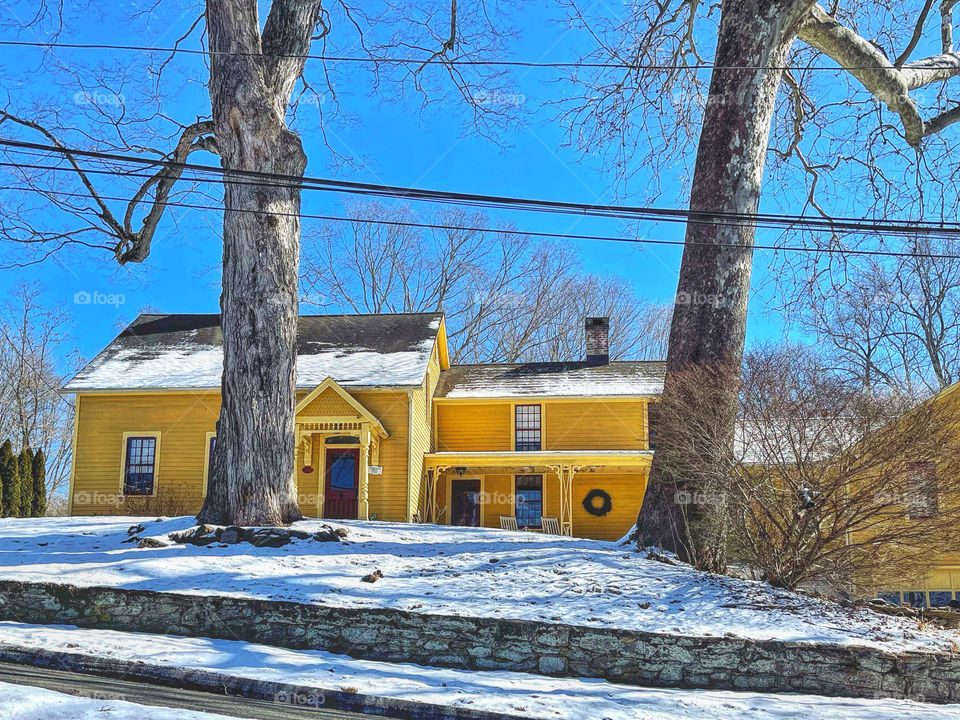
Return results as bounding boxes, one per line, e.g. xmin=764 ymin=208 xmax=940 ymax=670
xmin=197 ymin=0 xmax=312 ymax=526
xmin=635 ymin=0 xmax=815 ymax=570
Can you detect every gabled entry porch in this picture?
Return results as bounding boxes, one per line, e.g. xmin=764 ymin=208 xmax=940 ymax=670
xmin=295 ymin=377 xmax=388 ymax=520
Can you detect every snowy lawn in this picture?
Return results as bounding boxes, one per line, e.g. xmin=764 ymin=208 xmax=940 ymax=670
xmin=0 ymin=516 xmax=956 ymax=653
xmin=1 ymin=622 xmax=958 ymax=720
xmin=1 ymin=679 xmax=240 ymax=720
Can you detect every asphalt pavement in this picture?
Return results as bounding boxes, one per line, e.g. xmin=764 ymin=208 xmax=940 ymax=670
xmin=0 ymin=659 xmax=396 ymax=720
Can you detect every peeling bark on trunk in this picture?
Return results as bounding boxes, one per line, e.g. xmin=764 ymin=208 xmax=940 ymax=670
xmin=197 ymin=0 xmax=311 ymax=526
xmin=635 ymin=0 xmax=815 ymax=570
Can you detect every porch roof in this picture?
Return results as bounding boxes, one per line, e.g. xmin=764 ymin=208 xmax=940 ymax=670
xmin=424 ymin=449 xmax=653 ymax=470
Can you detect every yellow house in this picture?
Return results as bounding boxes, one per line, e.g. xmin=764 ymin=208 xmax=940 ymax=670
xmin=871 ymin=382 xmax=960 ymax=608
xmin=63 ymin=313 xmax=663 ymax=540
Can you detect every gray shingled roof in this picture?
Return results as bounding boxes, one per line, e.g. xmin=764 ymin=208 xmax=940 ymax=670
xmin=434 ymin=361 xmax=666 ymax=398
xmin=63 ymin=312 xmax=443 ymax=392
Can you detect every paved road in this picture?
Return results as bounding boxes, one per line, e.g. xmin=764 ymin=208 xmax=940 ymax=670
xmin=0 ymin=660 xmax=397 ymax=720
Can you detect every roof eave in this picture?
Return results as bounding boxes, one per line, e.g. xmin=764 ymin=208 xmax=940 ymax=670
xmin=433 ymin=392 xmax=662 ymax=402
xmin=61 ymin=382 xmax=426 ymax=395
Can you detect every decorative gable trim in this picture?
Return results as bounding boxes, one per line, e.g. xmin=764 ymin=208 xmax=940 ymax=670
xmin=295 ymin=377 xmax=388 ymax=437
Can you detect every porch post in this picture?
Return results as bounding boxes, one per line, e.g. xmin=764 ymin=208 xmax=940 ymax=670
xmin=432 ymin=465 xmax=448 ymax=524
xmin=549 ymin=465 xmax=572 ymax=537
xmin=358 ymin=424 xmax=371 ymax=520
xmin=560 ymin=467 xmax=574 ymax=536
xmin=566 ymin=466 xmax=583 ymax=537
xmin=425 ymin=468 xmax=435 ymax=522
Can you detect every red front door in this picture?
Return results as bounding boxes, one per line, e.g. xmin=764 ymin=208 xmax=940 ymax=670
xmin=324 ymin=448 xmax=359 ymax=519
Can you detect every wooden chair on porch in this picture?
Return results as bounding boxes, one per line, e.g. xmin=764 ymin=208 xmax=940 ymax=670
xmin=499 ymin=515 xmax=519 ymax=531
xmin=541 ymin=517 xmax=561 ymax=535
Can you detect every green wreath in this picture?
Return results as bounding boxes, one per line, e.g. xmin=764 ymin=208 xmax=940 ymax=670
xmin=582 ymin=489 xmax=613 ymax=517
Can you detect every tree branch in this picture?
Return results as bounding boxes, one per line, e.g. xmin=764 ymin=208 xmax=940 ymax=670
xmin=119 ymin=120 xmax=217 ymax=263
xmin=900 ymin=51 xmax=960 ymax=88
xmin=923 ymin=102 xmax=960 ymax=136
xmin=799 ymin=5 xmax=925 ymax=145
xmin=895 ymin=0 xmax=937 ymax=66
xmin=261 ymin=0 xmax=325 ymax=107
xmin=0 ymin=111 xmax=127 ymax=238
xmin=942 ymin=0 xmax=959 ymax=52
xmin=0 ymin=112 xmax=217 ymax=265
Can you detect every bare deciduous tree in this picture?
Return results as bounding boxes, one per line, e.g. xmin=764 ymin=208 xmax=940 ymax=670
xmin=0 ymin=286 xmax=74 ymax=502
xmin=794 ymin=237 xmax=960 ymax=396
xmin=562 ymin=1 xmax=960 ymax=568
xmin=302 ymin=202 xmax=670 ymax=362
xmin=0 ymin=0 xmax=518 ymax=526
xmin=656 ymin=344 xmax=960 ymax=593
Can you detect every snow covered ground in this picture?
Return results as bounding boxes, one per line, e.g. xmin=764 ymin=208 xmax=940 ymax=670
xmin=1 ymin=680 xmax=239 ymax=720
xmin=0 ymin=516 xmax=956 ymax=653
xmin=1 ymin=622 xmax=958 ymax=720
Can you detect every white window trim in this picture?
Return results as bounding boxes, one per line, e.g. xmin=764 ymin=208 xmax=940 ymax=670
xmin=512 ymin=402 xmax=544 ymax=452
xmin=512 ymin=473 xmax=544 ymax=529
xmin=118 ymin=431 xmax=162 ymax=497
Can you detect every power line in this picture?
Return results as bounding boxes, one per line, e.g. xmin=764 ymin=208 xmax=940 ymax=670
xmin=1 ymin=138 xmax=957 ymax=242
xmin=0 ymin=155 xmax=842 ymax=237
xmin=0 ymin=38 xmax=936 ymax=73
xmin=3 ymin=182 xmax=960 ymax=261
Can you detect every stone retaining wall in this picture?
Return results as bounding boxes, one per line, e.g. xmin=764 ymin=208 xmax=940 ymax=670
xmin=0 ymin=579 xmax=957 ymax=703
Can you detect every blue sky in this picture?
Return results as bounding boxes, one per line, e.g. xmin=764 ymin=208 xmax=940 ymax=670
xmin=0 ymin=1 xmax=794 ymax=369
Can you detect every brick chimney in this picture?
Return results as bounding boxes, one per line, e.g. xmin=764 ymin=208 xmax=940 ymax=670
xmin=585 ymin=316 xmax=610 ymax=366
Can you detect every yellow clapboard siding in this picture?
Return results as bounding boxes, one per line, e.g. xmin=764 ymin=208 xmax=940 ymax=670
xmin=352 ymin=389 xmax=410 ymax=521
xmin=72 ymin=387 xmax=417 ymax=522
xmin=436 ymin=403 xmax=512 ymax=451
xmin=572 ymin=473 xmax=647 ymax=541
xmin=72 ymin=392 xmax=221 ymax=515
xmin=479 ymin=474 xmax=513 ymax=528
xmin=408 ymin=344 xmax=443 ymax=520
xmin=436 ymin=399 xmax=650 ymax=453
xmin=544 ymin=401 xmax=648 ymax=451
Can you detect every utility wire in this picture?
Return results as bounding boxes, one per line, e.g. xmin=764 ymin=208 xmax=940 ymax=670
xmin=0 ymin=156 xmax=859 ymax=238
xmin=0 ymin=38 xmax=943 ymax=73
xmin=3 ymin=182 xmax=960 ymax=260
xmin=1 ymin=138 xmax=957 ymax=242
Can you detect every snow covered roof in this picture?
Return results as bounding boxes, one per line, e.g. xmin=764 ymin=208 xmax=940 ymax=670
xmin=434 ymin=361 xmax=665 ymax=399
xmin=63 ymin=312 xmax=444 ymax=392
xmin=734 ymin=418 xmax=871 ymax=466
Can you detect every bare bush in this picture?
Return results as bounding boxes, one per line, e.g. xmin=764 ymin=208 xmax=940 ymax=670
xmin=120 ymin=487 xmax=195 ymax=518
xmin=653 ymin=344 xmax=960 ymax=593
